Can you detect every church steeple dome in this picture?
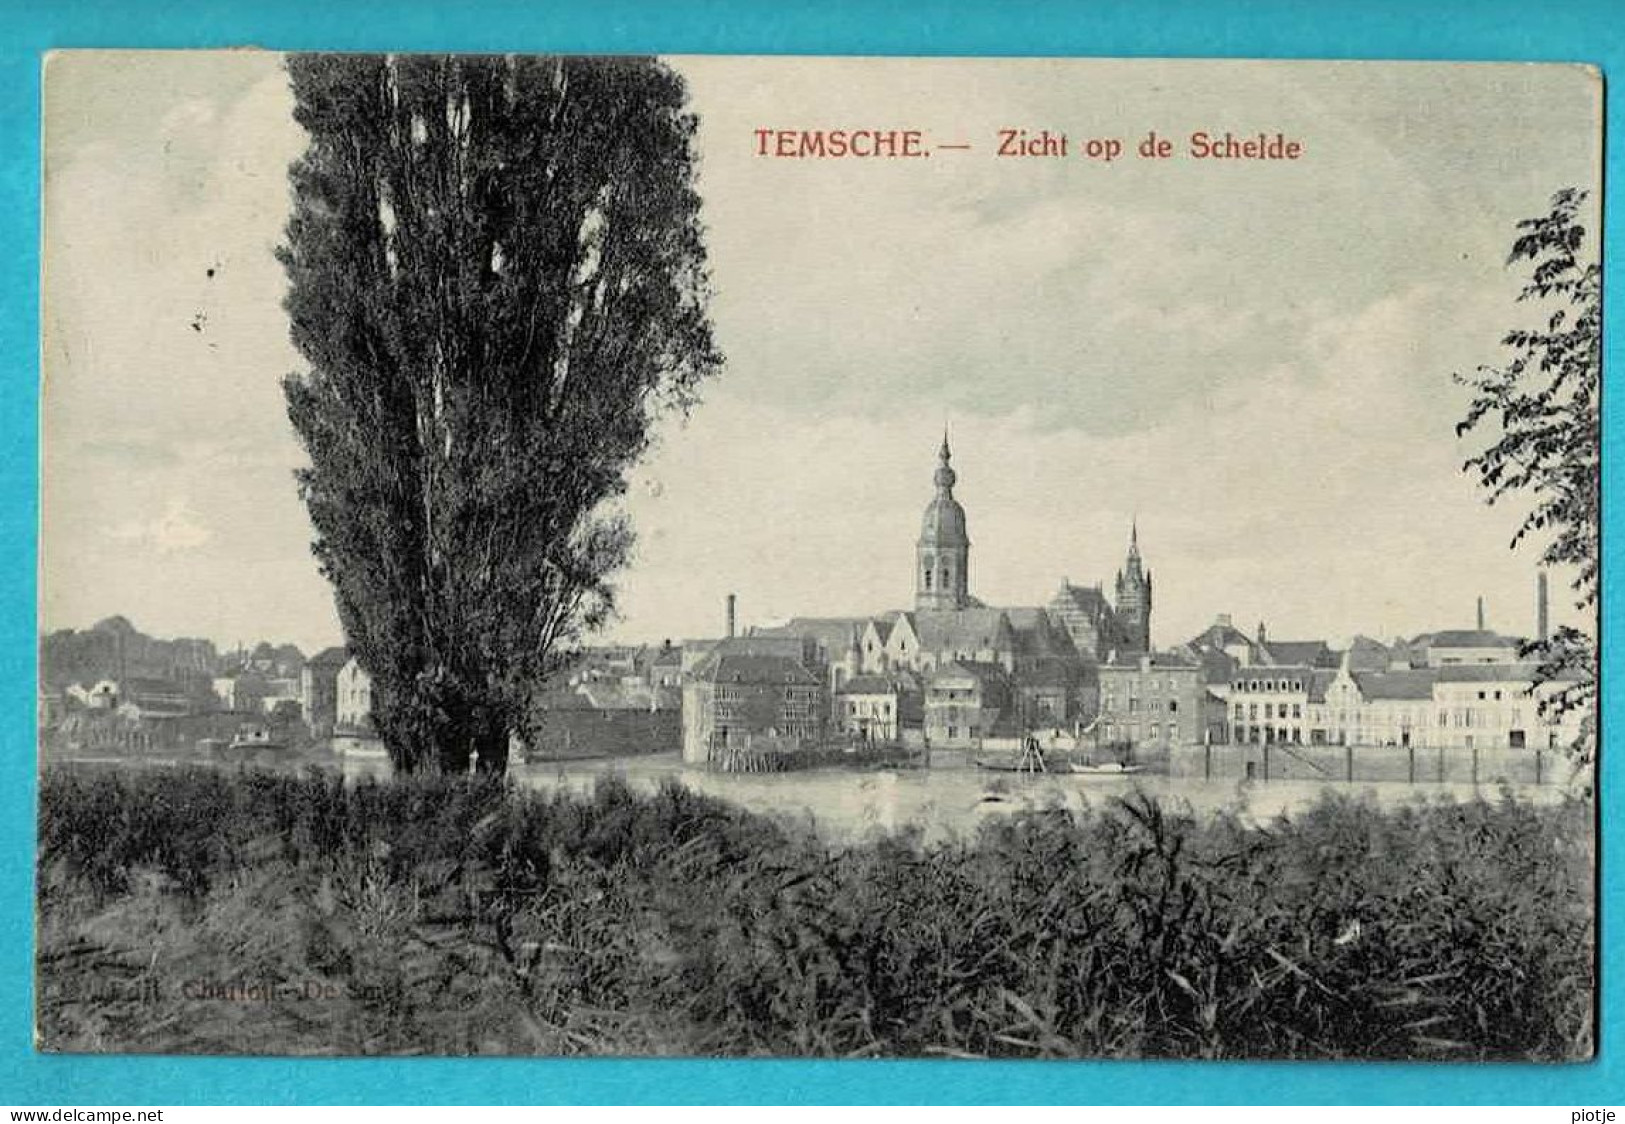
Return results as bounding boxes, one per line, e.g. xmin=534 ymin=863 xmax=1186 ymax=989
xmin=933 ymin=433 xmax=957 ymax=491
xmin=917 ymin=436 xmax=970 ymax=611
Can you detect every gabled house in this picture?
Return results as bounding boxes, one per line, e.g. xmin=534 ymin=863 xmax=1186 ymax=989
xmin=923 ymin=660 xmax=1013 ymax=748
xmin=833 ymin=671 xmax=922 ymax=743
xmin=681 ymin=651 xmax=824 ymax=764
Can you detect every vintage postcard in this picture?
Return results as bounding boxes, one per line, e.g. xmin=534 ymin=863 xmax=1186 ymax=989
xmin=38 ymin=52 xmax=1599 ymax=1059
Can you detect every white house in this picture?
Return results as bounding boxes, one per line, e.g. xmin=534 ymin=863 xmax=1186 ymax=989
xmin=335 ymin=657 xmax=374 ymax=734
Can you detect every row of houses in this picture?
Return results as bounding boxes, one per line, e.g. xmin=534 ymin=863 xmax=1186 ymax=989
xmin=43 ymin=647 xmax=378 ymax=747
xmin=42 ymin=627 xmax=1584 ymax=765
xmin=670 ymin=610 xmax=1586 ymax=766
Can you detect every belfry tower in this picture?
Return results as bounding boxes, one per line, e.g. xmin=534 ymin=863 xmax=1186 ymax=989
xmin=916 ymin=436 xmax=971 ymax=611
xmin=1114 ymin=521 xmax=1153 ymax=652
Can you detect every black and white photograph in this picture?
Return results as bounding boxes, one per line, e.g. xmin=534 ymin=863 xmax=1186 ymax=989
xmin=38 ymin=51 xmax=1599 ymax=1060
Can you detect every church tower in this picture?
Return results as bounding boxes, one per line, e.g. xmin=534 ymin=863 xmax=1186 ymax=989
xmin=916 ymin=436 xmax=971 ymax=612
xmin=1114 ymin=521 xmax=1152 ymax=652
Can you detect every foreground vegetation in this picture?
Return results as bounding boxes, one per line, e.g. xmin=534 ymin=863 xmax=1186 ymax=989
xmin=38 ymin=766 xmax=1593 ymax=1059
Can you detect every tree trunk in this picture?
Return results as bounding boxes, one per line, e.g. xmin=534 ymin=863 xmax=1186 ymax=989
xmin=434 ymin=695 xmax=475 ymax=775
xmin=473 ymin=713 xmax=509 ymax=777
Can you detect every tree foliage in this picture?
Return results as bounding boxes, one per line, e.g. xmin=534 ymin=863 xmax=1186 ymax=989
xmin=279 ymin=54 xmax=721 ymax=775
xmin=1455 ymin=188 xmax=1598 ymax=756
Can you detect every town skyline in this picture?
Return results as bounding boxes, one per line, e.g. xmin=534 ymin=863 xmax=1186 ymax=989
xmin=41 ymin=54 xmax=1599 ymax=654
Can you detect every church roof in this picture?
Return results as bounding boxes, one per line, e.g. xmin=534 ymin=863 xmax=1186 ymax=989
xmin=1002 ymin=606 xmax=1050 ymax=631
xmin=1052 ymin=583 xmax=1110 ymax=615
xmin=882 ymin=611 xmax=919 ymax=641
xmin=1002 ymin=607 xmax=1080 ymax=658
xmin=913 ymin=608 xmax=1011 ymax=652
xmin=867 ymin=617 xmax=897 ymax=645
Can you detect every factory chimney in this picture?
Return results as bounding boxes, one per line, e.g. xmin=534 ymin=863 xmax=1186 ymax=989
xmin=1537 ymin=571 xmax=1550 ymax=644
xmin=1476 ymin=596 xmax=1485 ymax=632
xmin=725 ymin=593 xmax=736 ymax=639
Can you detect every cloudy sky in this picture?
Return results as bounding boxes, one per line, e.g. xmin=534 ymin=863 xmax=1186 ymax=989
xmin=41 ymin=53 xmax=1600 ymax=653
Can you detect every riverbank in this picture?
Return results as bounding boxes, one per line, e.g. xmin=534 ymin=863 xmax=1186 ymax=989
xmin=37 ymin=764 xmax=1593 ymax=1059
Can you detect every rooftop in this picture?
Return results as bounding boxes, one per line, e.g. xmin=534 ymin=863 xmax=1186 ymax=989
xmin=1263 ymin=640 xmax=1338 ymax=668
xmin=1434 ymin=663 xmax=1544 ymax=683
xmin=912 ymin=607 xmax=1012 ymax=652
xmin=750 ymin=617 xmax=868 ymax=653
xmin=1352 ymin=670 xmax=1438 ymax=700
xmin=1102 ymin=651 xmax=1200 ymax=671
xmin=1416 ymin=630 xmax=1520 ymax=649
xmin=836 ymin=674 xmax=917 ymax=696
xmin=693 ymin=652 xmax=820 ymax=687
xmin=928 ymin=659 xmax=1009 ymax=686
xmin=1051 ymin=583 xmax=1110 ymax=614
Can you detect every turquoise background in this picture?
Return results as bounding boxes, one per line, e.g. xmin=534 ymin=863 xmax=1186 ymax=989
xmin=3 ymin=0 xmax=1619 ymax=1106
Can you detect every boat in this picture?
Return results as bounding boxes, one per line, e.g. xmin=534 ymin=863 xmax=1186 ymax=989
xmin=974 ymin=756 xmax=1049 ymax=773
xmin=1069 ymin=761 xmax=1144 ymax=775
xmin=213 ymin=724 xmax=291 ymax=766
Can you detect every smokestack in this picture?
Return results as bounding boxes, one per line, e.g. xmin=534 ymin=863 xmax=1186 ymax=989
xmin=1538 ymin=571 xmax=1550 ymax=644
xmin=725 ymin=593 xmax=736 ymax=639
xmin=1476 ymin=596 xmax=1485 ymax=632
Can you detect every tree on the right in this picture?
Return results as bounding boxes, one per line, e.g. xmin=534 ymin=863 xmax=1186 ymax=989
xmin=1456 ymin=187 xmax=1599 ymax=765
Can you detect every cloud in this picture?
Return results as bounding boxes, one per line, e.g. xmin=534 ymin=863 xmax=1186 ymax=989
xmin=39 ymin=54 xmax=1599 ymax=654
xmin=616 ymin=275 xmax=1582 ymax=648
xmin=106 ymin=498 xmax=214 ymax=555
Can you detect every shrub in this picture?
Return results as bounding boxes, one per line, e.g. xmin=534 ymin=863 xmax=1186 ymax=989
xmin=36 ymin=765 xmax=1593 ymax=1059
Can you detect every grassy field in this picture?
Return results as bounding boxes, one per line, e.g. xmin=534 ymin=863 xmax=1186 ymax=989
xmin=36 ymin=765 xmax=1594 ymax=1059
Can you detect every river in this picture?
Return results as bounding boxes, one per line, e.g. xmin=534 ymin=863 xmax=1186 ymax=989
xmin=49 ymin=748 xmax=1580 ymax=847
xmin=349 ymin=749 xmax=1579 ymax=845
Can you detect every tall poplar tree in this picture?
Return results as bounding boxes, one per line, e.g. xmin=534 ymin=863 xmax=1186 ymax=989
xmin=280 ymin=54 xmax=721 ymax=774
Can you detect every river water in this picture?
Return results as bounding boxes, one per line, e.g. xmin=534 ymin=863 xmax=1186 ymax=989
xmin=52 ymin=749 xmax=1579 ymax=848
xmin=341 ymin=749 xmax=1577 ymax=846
